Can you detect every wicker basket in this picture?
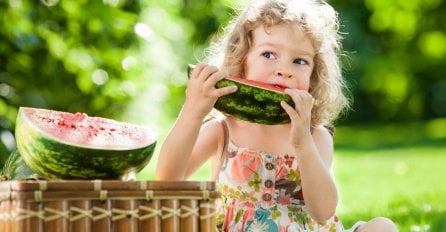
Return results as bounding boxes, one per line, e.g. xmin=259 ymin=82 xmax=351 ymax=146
xmin=0 ymin=180 xmax=219 ymax=232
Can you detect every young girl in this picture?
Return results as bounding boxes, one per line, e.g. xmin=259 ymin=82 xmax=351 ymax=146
xmin=156 ymin=0 xmax=397 ymax=231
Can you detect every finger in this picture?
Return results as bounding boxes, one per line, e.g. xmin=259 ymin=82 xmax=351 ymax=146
xmin=201 ymin=73 xmax=223 ymax=92
xmin=204 ymin=70 xmax=226 ymax=88
xmin=212 ymin=85 xmax=238 ymax=98
xmin=285 ymin=89 xmax=314 ymax=110
xmin=197 ymin=65 xmax=219 ymax=82
xmin=190 ymin=63 xmax=204 ymax=79
xmin=189 ymin=63 xmax=217 ymax=81
xmin=281 ymin=100 xmax=299 ymax=118
xmin=284 ymin=89 xmax=305 ymax=110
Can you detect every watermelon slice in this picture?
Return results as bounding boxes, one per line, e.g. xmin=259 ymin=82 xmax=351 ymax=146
xmin=187 ymin=65 xmax=295 ymax=124
xmin=215 ymin=76 xmax=295 ymax=125
xmin=15 ymin=107 xmax=157 ymax=180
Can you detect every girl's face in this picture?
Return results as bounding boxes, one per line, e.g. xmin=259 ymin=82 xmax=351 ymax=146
xmin=244 ymin=23 xmax=315 ymax=90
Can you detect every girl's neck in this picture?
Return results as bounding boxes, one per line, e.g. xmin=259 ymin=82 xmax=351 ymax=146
xmin=226 ymin=116 xmax=289 ymax=131
xmin=224 ymin=117 xmax=293 ymax=155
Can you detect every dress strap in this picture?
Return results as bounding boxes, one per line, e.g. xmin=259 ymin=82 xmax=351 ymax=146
xmin=220 ymin=119 xmax=230 ymax=158
xmin=203 ymin=115 xmax=232 ymax=161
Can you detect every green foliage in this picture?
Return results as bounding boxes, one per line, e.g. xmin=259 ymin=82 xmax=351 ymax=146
xmin=334 ymin=0 xmax=446 ymax=122
xmin=0 ymin=0 xmax=145 ymax=162
xmin=1 ymin=1 xmax=142 ymax=114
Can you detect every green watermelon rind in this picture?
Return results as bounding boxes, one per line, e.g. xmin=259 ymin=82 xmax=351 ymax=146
xmin=215 ymin=78 xmax=295 ymax=125
xmin=2 ymin=150 xmax=40 ymax=180
xmin=15 ymin=108 xmax=157 ymax=180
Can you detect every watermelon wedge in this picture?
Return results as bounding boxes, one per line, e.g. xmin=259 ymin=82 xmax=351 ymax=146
xmin=187 ymin=65 xmax=295 ymax=124
xmin=215 ymin=76 xmax=295 ymax=125
xmin=15 ymin=107 xmax=158 ymax=180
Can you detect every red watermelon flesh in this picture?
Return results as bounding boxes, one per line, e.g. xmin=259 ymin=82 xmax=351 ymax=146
xmin=226 ymin=75 xmax=287 ymax=93
xmin=15 ymin=107 xmax=158 ymax=179
xmin=27 ymin=108 xmax=155 ymax=149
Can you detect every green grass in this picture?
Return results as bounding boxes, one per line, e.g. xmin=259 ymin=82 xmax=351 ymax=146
xmin=138 ymin=120 xmax=446 ymax=231
xmin=332 ymin=121 xmax=446 ymax=231
xmin=335 ymin=148 xmax=446 ymax=231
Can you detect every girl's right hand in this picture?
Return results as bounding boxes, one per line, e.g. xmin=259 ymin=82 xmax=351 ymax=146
xmin=183 ymin=63 xmax=237 ymax=119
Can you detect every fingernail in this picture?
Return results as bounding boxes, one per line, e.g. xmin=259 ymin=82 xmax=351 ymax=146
xmin=310 ymin=98 xmax=315 ymax=109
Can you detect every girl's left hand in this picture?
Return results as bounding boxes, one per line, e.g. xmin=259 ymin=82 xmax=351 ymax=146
xmin=280 ymin=89 xmax=315 ymax=148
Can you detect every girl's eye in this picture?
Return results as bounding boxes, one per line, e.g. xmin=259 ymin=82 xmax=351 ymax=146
xmin=262 ymin=52 xmax=275 ymax=59
xmin=294 ymin=58 xmax=308 ymax=65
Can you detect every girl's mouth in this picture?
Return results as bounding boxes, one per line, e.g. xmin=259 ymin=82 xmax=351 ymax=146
xmin=271 ymin=84 xmax=288 ymax=89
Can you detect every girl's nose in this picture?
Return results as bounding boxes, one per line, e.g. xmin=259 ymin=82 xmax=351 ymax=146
xmin=276 ymin=70 xmax=293 ymax=78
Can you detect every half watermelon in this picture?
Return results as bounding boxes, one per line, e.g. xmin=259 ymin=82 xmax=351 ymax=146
xmin=215 ymin=76 xmax=295 ymax=125
xmin=15 ymin=107 xmax=158 ymax=180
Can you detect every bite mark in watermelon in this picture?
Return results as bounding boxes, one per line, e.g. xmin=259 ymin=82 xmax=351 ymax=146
xmin=15 ymin=107 xmax=158 ymax=180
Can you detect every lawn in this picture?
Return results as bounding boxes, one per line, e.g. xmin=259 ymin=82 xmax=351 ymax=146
xmin=333 ymin=121 xmax=446 ymax=231
xmin=335 ymin=148 xmax=446 ymax=231
xmin=139 ymin=120 xmax=446 ymax=231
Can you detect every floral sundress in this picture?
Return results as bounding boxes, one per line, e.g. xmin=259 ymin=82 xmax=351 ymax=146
xmin=216 ymin=138 xmax=346 ymax=232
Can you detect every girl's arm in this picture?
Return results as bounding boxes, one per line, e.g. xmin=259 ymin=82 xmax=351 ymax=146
xmin=156 ymin=64 xmax=237 ymax=180
xmin=281 ymin=89 xmax=338 ymax=222
xmin=296 ymin=126 xmax=338 ymax=222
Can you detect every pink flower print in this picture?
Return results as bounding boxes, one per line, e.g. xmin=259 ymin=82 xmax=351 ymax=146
xmin=276 ymin=165 xmax=288 ymax=180
xmin=222 ymin=205 xmax=235 ymax=229
xmin=278 ymin=193 xmax=292 ymax=205
xmin=275 ymin=158 xmax=288 ymax=180
xmin=275 ymin=156 xmax=284 ymax=168
xmin=231 ymin=151 xmax=260 ymax=182
xmin=248 ymin=190 xmax=255 ymax=198
xmin=243 ymin=200 xmax=255 ymax=208
xmin=242 ymin=207 xmax=255 ymax=223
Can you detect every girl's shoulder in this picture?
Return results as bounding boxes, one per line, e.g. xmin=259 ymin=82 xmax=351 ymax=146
xmin=311 ymin=124 xmax=336 ymax=150
xmin=313 ymin=124 xmax=335 ymax=137
xmin=201 ymin=116 xmax=226 ymax=136
xmin=200 ymin=115 xmax=228 ymax=147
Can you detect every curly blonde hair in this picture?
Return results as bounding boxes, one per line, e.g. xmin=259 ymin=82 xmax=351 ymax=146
xmin=205 ymin=0 xmax=350 ymax=126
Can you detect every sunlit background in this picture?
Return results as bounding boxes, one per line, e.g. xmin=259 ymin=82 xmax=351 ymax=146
xmin=0 ymin=0 xmax=445 ymax=231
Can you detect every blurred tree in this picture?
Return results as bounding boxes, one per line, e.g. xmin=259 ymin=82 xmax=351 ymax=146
xmin=333 ymin=0 xmax=446 ymax=122
xmin=0 ymin=0 xmax=145 ymax=165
